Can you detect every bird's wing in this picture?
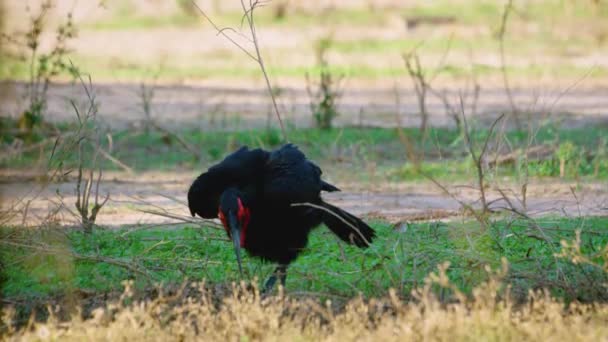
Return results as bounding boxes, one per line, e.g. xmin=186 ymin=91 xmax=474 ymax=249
xmin=262 ymin=144 xmax=325 ymax=204
xmin=188 ymin=146 xmax=269 ymax=218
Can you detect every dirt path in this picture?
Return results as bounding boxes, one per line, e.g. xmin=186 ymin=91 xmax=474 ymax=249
xmin=2 ymin=172 xmax=606 ymax=227
xmin=3 ymin=81 xmax=608 ymax=131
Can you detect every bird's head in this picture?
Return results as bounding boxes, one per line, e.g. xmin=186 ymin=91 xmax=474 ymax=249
xmin=218 ymin=188 xmax=250 ymax=276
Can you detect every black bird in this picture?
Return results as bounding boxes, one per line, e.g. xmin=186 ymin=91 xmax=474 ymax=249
xmin=187 ymin=144 xmax=375 ymax=290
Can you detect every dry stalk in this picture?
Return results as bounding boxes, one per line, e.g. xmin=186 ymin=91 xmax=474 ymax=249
xmin=402 ymin=36 xmax=462 ymax=133
xmin=74 ymin=140 xmax=109 ymax=234
xmin=64 ymin=70 xmax=111 ymax=233
xmin=192 ymin=0 xmax=287 ymax=142
xmin=497 ymin=0 xmax=521 ymax=130
xmin=139 ymin=82 xmax=155 ymax=134
xmin=460 ymin=91 xmax=505 ymax=215
xmin=392 ymin=67 xmax=492 ymax=224
xmin=392 ymin=82 xmax=419 ymax=166
xmin=403 ymin=52 xmax=429 ymax=135
xmin=136 ymin=76 xmax=202 ymax=161
xmin=137 ymin=208 xmax=224 ymax=231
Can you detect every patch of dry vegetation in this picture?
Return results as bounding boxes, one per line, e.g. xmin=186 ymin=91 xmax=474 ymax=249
xmin=3 ymin=262 xmax=608 ymax=341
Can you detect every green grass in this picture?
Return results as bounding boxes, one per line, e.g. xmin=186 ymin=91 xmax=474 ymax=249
xmin=404 ymin=0 xmax=608 ymax=25
xmin=85 ymin=1 xmax=608 ymax=31
xmin=85 ymin=8 xmax=391 ymax=31
xmin=86 ymin=13 xmax=201 ymax=30
xmin=1 ymin=216 xmax=607 ymax=303
xmin=2 ymin=119 xmax=607 ymax=181
xmin=3 ymin=51 xmax=606 ymax=83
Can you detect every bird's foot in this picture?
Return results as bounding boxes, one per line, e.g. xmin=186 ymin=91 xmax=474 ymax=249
xmin=262 ymin=265 xmax=287 ymax=295
xmin=263 ymin=274 xmax=278 ymax=294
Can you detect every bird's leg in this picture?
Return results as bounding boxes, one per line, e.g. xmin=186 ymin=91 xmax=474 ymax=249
xmin=263 ymin=264 xmax=288 ymax=293
xmin=277 ymin=264 xmax=288 ymax=288
xmin=263 ymin=273 xmax=277 ymax=293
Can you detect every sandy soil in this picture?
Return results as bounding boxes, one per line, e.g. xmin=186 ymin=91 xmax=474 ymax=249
xmin=2 ymin=171 xmax=606 ymax=227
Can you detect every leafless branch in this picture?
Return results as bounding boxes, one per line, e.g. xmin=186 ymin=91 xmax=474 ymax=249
xmin=497 ymin=0 xmax=521 ymax=130
xmin=192 ymin=0 xmax=287 ymax=142
xmin=403 ymin=52 xmax=429 ymax=135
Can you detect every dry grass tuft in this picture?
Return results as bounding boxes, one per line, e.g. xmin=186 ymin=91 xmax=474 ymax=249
xmin=3 ymin=263 xmax=607 ymax=341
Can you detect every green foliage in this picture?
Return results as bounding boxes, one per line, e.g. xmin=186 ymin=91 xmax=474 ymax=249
xmin=556 ymin=141 xmax=577 ymax=162
xmin=2 ymin=1 xmax=80 ymax=138
xmin=2 ymin=217 xmax=607 ymax=303
xmin=310 ymin=69 xmax=340 ymax=130
xmin=307 ymin=36 xmax=342 ymax=130
xmin=2 ymin=122 xmax=607 ymax=180
xmin=88 ymin=13 xmax=200 ymax=30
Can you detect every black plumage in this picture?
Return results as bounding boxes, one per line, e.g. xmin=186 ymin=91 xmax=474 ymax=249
xmin=187 ymin=144 xmax=375 ymax=290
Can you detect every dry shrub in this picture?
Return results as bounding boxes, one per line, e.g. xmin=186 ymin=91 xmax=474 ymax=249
xmin=3 ymin=263 xmax=608 ymax=341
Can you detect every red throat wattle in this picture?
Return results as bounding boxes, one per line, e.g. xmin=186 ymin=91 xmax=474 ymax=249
xmin=218 ymin=198 xmax=250 ymax=247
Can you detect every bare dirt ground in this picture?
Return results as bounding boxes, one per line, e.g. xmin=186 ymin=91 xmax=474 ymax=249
xmin=1 ymin=171 xmax=606 ymax=227
xmin=3 ymin=80 xmax=608 ymax=131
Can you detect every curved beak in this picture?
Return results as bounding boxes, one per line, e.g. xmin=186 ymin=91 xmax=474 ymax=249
xmin=227 ymin=212 xmax=243 ymax=276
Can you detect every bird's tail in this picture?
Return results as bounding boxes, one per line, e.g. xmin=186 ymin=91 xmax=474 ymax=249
xmin=319 ymin=201 xmax=375 ymax=248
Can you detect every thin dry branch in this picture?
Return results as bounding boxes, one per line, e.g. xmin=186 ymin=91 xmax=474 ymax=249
xmin=75 ymin=141 xmax=109 ymax=233
xmin=192 ymin=0 xmax=287 ymax=142
xmin=97 ymin=147 xmax=134 ymax=174
xmin=392 ymin=83 xmax=419 ymax=166
xmin=460 ymin=89 xmax=505 ymax=215
xmin=488 ymin=144 xmax=555 ymax=167
xmin=136 ymin=208 xmax=224 ymax=231
xmin=497 ymin=0 xmax=520 ymax=130
xmin=403 ymin=52 xmax=429 ymax=135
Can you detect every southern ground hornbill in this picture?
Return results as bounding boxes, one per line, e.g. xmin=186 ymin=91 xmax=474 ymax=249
xmin=187 ymin=144 xmax=375 ymax=291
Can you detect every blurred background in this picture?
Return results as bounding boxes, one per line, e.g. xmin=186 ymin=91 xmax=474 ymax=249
xmin=1 ymin=0 xmax=607 ymax=130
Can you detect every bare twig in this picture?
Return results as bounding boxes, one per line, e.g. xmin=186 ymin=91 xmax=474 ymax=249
xmin=403 ymin=52 xmax=429 ymax=135
xmin=134 ymin=208 xmax=225 ymax=232
xmin=97 ymin=147 xmax=135 ymax=174
xmin=192 ymin=0 xmax=287 ymax=142
xmin=75 ymin=141 xmax=109 ymax=234
xmin=393 ymin=82 xmax=419 ymax=166
xmin=68 ymin=72 xmax=109 ymax=234
xmin=497 ymin=0 xmax=520 ymax=130
xmin=461 ymin=90 xmax=505 ymax=214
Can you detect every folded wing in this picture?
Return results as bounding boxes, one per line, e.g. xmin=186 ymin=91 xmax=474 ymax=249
xmin=188 ymin=146 xmax=269 ymax=218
